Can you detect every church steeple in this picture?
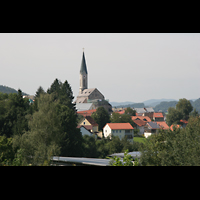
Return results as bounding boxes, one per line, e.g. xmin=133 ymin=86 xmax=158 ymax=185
xmin=80 ymin=51 xmax=88 ymax=75
xmin=79 ymin=50 xmax=88 ymax=94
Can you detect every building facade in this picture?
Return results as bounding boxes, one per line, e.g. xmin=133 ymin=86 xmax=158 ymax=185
xmin=103 ymin=123 xmax=134 ymax=142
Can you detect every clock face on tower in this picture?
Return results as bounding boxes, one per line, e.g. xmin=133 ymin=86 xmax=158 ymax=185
xmin=83 ymin=75 xmax=86 ymax=78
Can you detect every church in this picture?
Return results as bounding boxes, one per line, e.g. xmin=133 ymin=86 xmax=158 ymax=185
xmin=74 ymin=51 xmax=112 ymax=113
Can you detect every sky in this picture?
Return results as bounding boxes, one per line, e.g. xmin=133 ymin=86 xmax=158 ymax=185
xmin=0 ymin=33 xmax=200 ymax=103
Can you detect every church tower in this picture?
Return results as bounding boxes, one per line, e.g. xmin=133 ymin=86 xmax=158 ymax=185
xmin=79 ymin=50 xmax=88 ymax=94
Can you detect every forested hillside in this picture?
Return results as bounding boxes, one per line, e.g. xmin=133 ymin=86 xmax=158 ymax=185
xmin=154 ymin=101 xmax=178 ymax=112
xmin=0 ymin=85 xmax=28 ymax=95
xmin=154 ymin=98 xmax=200 ymax=113
xmin=115 ymin=103 xmax=145 ymax=108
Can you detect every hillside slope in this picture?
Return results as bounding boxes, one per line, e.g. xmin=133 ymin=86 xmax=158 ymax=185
xmin=0 ymin=85 xmax=28 ymax=96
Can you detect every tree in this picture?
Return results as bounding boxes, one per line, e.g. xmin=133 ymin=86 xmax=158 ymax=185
xmin=190 ymin=108 xmax=199 ymax=117
xmin=166 ymin=107 xmax=183 ymax=126
xmin=176 ymin=98 xmax=193 ymax=120
xmin=0 ymin=136 xmax=15 ymax=165
xmin=13 ymin=93 xmax=64 ymax=165
xmin=108 ymin=149 xmax=133 ymax=166
xmin=140 ymin=117 xmax=200 ymax=166
xmin=0 ymin=90 xmax=29 ymax=138
xmin=35 ymin=86 xmax=45 ymax=98
xmin=110 ymin=112 xmax=135 ymax=127
xmin=91 ymin=107 xmax=110 ymax=131
xmin=46 ymin=79 xmax=83 ymax=157
xmin=125 ymin=107 xmax=136 ymax=116
xmin=82 ymin=135 xmax=98 ymax=158
xmin=47 ymin=78 xmax=62 ymax=96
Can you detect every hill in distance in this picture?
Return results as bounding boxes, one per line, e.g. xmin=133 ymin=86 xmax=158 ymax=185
xmin=110 ymin=99 xmax=177 ymax=108
xmin=0 ymin=85 xmax=28 ymax=96
xmin=110 ymin=101 xmax=135 ymax=107
xmin=143 ymin=99 xmax=178 ymax=107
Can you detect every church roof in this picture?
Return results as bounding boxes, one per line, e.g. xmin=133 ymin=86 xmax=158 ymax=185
xmin=78 ymin=88 xmax=96 ymax=97
xmin=75 ymin=97 xmax=87 ymax=103
xmin=80 ymin=52 xmax=88 ymax=74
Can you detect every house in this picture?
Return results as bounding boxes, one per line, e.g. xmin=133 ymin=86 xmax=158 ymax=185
xmin=156 ymin=121 xmax=169 ymax=130
xmin=134 ymin=107 xmax=154 ymax=117
xmin=131 ymin=116 xmax=151 ymax=123
xmin=153 ymin=112 xmax=164 ymax=121
xmin=132 ymin=119 xmax=146 ymax=135
xmin=77 ymin=109 xmax=97 ymax=117
xmin=79 ymin=125 xmax=97 ymax=139
xmin=114 ymin=110 xmax=125 ymax=115
xmin=103 ymin=123 xmax=134 ymax=141
xmin=144 ymin=121 xmax=160 ymax=138
xmin=75 ymin=103 xmax=96 ymax=112
xmin=77 ymin=116 xmax=98 ymax=133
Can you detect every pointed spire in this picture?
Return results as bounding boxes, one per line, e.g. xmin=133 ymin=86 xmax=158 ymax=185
xmin=80 ymin=50 xmax=88 ymax=74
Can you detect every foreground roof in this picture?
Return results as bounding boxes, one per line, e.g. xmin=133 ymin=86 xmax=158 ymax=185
xmin=105 ymin=123 xmax=134 ymax=130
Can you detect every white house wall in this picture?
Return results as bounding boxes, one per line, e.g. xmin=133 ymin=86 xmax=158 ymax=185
xmin=103 ymin=124 xmax=112 ymax=138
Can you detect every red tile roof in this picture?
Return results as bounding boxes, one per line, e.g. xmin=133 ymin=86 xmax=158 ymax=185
xmin=114 ymin=110 xmax=125 ymax=114
xmin=170 ymin=124 xmax=181 ymax=131
xmin=77 ymin=109 xmax=97 ymax=117
xmin=156 ymin=121 xmax=169 ymax=130
xmin=131 ymin=116 xmax=151 ymax=123
xmin=133 ymin=119 xmax=146 ymax=127
xmin=105 ymin=123 xmax=134 ymax=130
xmin=153 ymin=112 xmax=164 ymax=118
xmin=180 ymin=119 xmax=188 ymax=124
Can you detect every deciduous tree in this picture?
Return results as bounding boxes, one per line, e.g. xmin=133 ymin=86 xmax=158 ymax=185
xmin=176 ymin=98 xmax=193 ymax=120
xmin=91 ymin=107 xmax=110 ymax=131
xmin=140 ymin=117 xmax=200 ymax=166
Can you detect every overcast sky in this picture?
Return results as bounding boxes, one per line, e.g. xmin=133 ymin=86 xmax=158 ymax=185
xmin=0 ymin=33 xmax=200 ymax=102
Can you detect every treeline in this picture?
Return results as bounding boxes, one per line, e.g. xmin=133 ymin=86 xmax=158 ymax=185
xmin=140 ymin=116 xmax=200 ymax=166
xmin=154 ymin=98 xmax=200 ymax=113
xmin=0 ymin=79 xmax=142 ymax=166
xmin=115 ymin=103 xmax=145 ymax=109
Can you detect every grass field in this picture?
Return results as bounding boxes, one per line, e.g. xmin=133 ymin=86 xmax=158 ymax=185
xmin=133 ymin=137 xmax=146 ymax=144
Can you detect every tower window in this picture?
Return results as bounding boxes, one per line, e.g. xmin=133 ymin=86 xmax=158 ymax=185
xmin=83 ymin=79 xmax=86 ymax=87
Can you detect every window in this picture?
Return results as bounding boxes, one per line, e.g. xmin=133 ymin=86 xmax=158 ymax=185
xmin=113 ymin=130 xmax=115 ymax=133
xmin=83 ymin=122 xmax=85 ymax=125
xmin=116 ymin=130 xmax=118 ymax=133
xmin=119 ymin=130 xmax=121 ymax=133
